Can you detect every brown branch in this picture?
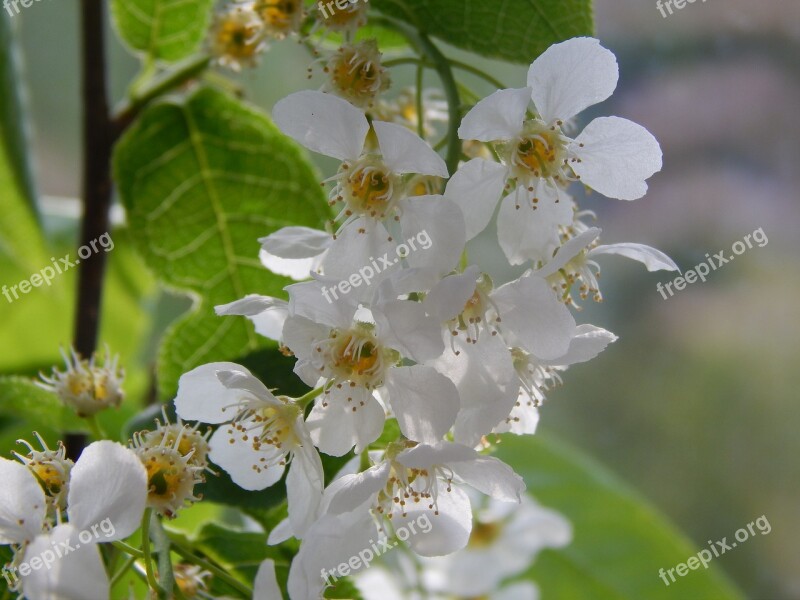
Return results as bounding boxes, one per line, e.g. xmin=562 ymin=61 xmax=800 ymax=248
xmin=68 ymin=0 xmax=113 ymax=458
xmin=74 ymin=0 xmax=113 ymax=358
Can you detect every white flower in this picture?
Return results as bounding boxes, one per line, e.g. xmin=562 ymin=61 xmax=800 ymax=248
xmin=326 ymin=441 xmax=525 ymax=557
xmin=497 ymin=324 xmax=618 ymax=435
xmin=281 ymin=280 xmax=460 ymax=453
xmin=0 ymin=441 xmax=147 ymax=600
xmin=422 ymin=496 xmax=572 ymax=596
xmin=38 ymin=346 xmax=124 ymax=417
xmin=419 ymin=266 xmax=577 ymax=445
xmin=271 ymin=91 xmax=464 ymax=281
xmin=452 ymin=37 xmax=662 ymax=264
xmin=175 ymin=362 xmax=324 ymax=538
xmin=535 ymin=227 xmax=679 ymax=304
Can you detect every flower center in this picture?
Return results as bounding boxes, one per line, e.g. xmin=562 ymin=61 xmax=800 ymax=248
xmin=326 ymin=41 xmax=390 ymax=108
xmin=469 ymin=521 xmax=503 ymax=548
xmin=250 ymin=404 xmax=300 ymax=451
xmin=255 ymin=0 xmax=302 ymax=35
xmin=376 ymin=462 xmax=453 ymax=518
xmin=337 ymin=157 xmax=397 ymax=219
xmin=317 ymin=325 xmax=393 ymax=389
xmin=506 ymin=120 xmax=568 ymax=183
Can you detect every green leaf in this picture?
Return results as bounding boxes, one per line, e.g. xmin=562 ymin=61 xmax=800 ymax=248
xmin=113 ymin=85 xmax=329 ymax=399
xmin=111 ymin=0 xmax=215 ymax=62
xmin=0 ymin=376 xmax=83 ymax=433
xmin=495 ymin=433 xmax=744 ymax=599
xmin=372 ymin=0 xmax=595 ymax=64
xmin=0 ymin=11 xmax=47 ymax=273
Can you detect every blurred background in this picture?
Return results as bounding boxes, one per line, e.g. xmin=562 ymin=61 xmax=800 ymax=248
xmin=4 ymin=0 xmax=799 ymax=598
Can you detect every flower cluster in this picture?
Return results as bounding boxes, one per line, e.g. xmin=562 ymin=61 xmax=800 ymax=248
xmin=172 ymin=36 xmax=679 ymax=598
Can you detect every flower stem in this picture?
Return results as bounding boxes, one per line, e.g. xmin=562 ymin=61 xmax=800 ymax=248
xmin=109 ymin=554 xmax=138 ymax=588
xmin=141 ymin=509 xmax=167 ymax=597
xmin=374 ymin=16 xmax=462 ymax=175
xmin=295 ymin=385 xmax=325 ymax=408
xmin=112 ymin=540 xmax=144 ymax=558
xmin=84 ymin=414 xmax=105 ymax=440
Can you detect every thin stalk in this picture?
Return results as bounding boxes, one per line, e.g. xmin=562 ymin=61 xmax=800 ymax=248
xmin=109 ymin=554 xmax=138 ymax=588
xmin=295 ymin=385 xmax=325 ymax=408
xmin=374 ymin=16 xmax=462 ymax=175
xmin=141 ymin=509 xmax=167 ymax=597
xmin=415 ymin=63 xmax=425 ymax=139
xmin=112 ymin=540 xmax=145 ymax=558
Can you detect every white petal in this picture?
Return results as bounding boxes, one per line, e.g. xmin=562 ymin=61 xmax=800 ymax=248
xmin=307 ymin=386 xmax=385 ymax=456
xmin=286 ymin=278 xmax=358 ymax=329
xmin=383 ymin=366 xmax=459 ymax=444
xmin=399 ymin=196 xmax=466 ymax=277
xmin=422 ymin=266 xmax=482 ymax=323
xmin=322 ymin=217 xmax=400 ymax=284
xmin=0 ymin=457 xmax=46 ymax=544
xmin=259 ymin=226 xmax=333 ymax=259
xmin=288 ymin=507 xmax=378 ymax=600
xmin=216 ymin=369 xmax=281 ymax=406
xmin=535 ymin=227 xmax=601 ymax=278
xmin=287 ymin=425 xmax=325 ymax=538
xmin=21 ymin=524 xmax=109 ymax=600
xmin=589 ymin=242 xmax=679 ymax=272
xmin=492 ymin=273 xmax=576 ymax=360
xmin=272 ymin=90 xmax=368 ymax=161
xmin=327 ymin=461 xmax=391 ymax=515
xmin=432 ymin=333 xmax=518 ymax=447
xmin=175 ymin=362 xmax=253 ymax=424
xmin=67 ymin=441 xmax=147 ymax=541
xmin=571 ymin=116 xmax=662 ymax=201
xmin=259 ymin=249 xmax=320 ymax=282
xmin=497 ymin=184 xmax=574 ymax=265
xmin=267 ymin=517 xmax=294 ymax=545
xmin=392 ymin=486 xmax=472 ymax=557
xmin=374 ymin=121 xmax=448 ymax=177
xmin=395 ymin=441 xmax=477 ymax=469
xmin=458 ymin=88 xmax=531 ymax=142
xmin=209 ymin=424 xmax=285 ymax=491
xmin=444 ymin=159 xmax=508 ymax=240
xmin=215 ymin=295 xmax=289 ymax=342
xmin=281 ymin=314 xmax=330 ymax=362
xmin=527 ymin=37 xmax=618 ymax=122
xmin=450 ymin=455 xmax=525 ymax=502
xmin=254 ymin=559 xmax=283 ymax=600
xmin=543 ymin=324 xmax=617 ymax=367
xmin=373 ymin=299 xmax=444 ymax=363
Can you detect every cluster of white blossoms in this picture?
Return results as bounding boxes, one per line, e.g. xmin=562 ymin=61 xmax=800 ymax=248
xmin=172 ymin=37 xmax=679 ymax=598
xmin=0 ymin=440 xmax=148 ymax=598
